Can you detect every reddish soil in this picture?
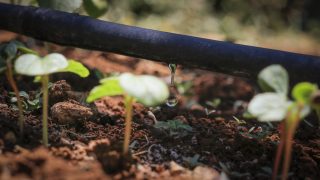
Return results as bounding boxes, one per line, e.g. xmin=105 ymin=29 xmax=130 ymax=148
xmin=0 ymin=33 xmax=319 ymax=179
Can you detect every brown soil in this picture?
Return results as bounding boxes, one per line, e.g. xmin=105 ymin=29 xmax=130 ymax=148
xmin=0 ymin=33 xmax=319 ymax=180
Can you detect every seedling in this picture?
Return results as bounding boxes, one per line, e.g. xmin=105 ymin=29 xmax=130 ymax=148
xmin=87 ymin=73 xmax=169 ymax=155
xmin=248 ymin=65 xmax=319 ymax=180
xmin=154 ymin=119 xmax=193 ymax=138
xmin=14 ymin=53 xmax=89 ymax=146
xmin=0 ymin=41 xmax=37 ymax=136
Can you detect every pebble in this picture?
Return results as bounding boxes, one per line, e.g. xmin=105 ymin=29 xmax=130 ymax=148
xmin=51 ymin=101 xmax=93 ymax=125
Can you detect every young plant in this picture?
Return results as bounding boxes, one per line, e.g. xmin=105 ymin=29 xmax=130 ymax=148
xmin=14 ymin=53 xmax=89 ymax=146
xmin=87 ymin=73 xmax=169 ymax=155
xmin=154 ymin=119 xmax=193 ymax=138
xmin=0 ymin=41 xmax=37 ymax=136
xmin=247 ymin=65 xmax=318 ymax=180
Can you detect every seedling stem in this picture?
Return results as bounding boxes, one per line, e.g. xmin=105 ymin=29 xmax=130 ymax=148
xmin=281 ymin=105 xmax=301 ymax=180
xmin=123 ymin=95 xmax=134 ymax=155
xmin=5 ymin=60 xmax=24 ymax=135
xmin=41 ymin=74 xmax=49 ymax=146
xmin=272 ymin=122 xmax=284 ymax=180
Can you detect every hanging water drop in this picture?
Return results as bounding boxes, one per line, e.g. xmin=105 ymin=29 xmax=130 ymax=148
xmin=166 ymin=63 xmax=179 ymax=107
xmin=168 ymin=63 xmax=177 ymax=85
xmin=166 ymin=95 xmax=178 ymax=107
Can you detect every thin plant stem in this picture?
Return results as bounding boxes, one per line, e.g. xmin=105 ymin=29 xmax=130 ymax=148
xmin=272 ymin=122 xmax=285 ymax=180
xmin=281 ymin=106 xmax=301 ymax=180
xmin=41 ymin=75 xmax=49 ymax=146
xmin=123 ymin=95 xmax=134 ymax=155
xmin=5 ymin=61 xmax=24 ymax=136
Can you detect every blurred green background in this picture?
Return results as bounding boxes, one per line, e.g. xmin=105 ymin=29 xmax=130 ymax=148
xmin=1 ymin=0 xmax=320 ymax=54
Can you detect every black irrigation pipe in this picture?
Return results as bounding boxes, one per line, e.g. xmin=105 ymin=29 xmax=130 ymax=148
xmin=0 ymin=3 xmax=320 ymax=84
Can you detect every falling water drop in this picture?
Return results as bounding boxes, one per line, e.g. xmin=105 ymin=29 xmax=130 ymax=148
xmin=166 ymin=64 xmax=179 ymax=107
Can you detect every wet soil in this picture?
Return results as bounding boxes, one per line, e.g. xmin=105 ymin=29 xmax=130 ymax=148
xmin=0 ymin=34 xmax=319 ymax=180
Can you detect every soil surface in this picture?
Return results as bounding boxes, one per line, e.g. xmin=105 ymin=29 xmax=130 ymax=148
xmin=0 ymin=33 xmax=319 ymax=180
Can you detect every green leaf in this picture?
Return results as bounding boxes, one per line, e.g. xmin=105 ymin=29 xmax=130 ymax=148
xmin=37 ymin=0 xmax=82 ymax=13
xmin=83 ymin=0 xmax=108 ymax=18
xmin=155 ymin=120 xmax=192 ymax=131
xmin=258 ymin=65 xmax=289 ymax=94
xmin=62 ymin=60 xmax=90 ymax=78
xmin=17 ymin=46 xmax=38 ymax=55
xmin=14 ymin=53 xmax=68 ymax=76
xmin=33 ymin=76 xmax=42 ymax=83
xmin=248 ymin=93 xmax=291 ymax=122
xmin=86 ymin=78 xmax=124 ymax=103
xmin=3 ymin=41 xmax=18 ymax=60
xmin=292 ymin=82 xmax=318 ymax=104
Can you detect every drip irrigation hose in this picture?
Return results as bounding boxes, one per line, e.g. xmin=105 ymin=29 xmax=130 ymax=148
xmin=0 ymin=3 xmax=319 ymax=84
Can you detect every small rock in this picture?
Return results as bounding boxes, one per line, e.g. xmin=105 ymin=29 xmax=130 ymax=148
xmin=51 ymin=101 xmax=93 ymax=125
xmin=49 ymin=80 xmax=77 ymax=104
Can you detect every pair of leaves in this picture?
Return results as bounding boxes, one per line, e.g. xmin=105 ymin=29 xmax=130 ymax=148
xmin=86 ymin=73 xmax=169 ymax=107
xmin=14 ymin=53 xmax=89 ymax=77
xmin=249 ymin=65 xmax=290 ymax=121
xmin=37 ymin=0 xmax=108 ymax=18
xmin=249 ymin=65 xmax=317 ymax=122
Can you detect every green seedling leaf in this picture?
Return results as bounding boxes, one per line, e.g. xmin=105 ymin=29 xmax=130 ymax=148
xmin=83 ymin=0 xmax=108 ymax=18
xmin=258 ymin=65 xmax=288 ymax=94
xmin=17 ymin=46 xmax=38 ymax=55
xmin=3 ymin=41 xmax=18 ymax=60
xmin=242 ymin=111 xmax=255 ymax=119
xmin=154 ymin=120 xmax=193 ymax=137
xmin=155 ymin=120 xmax=192 ymax=131
xmin=87 ymin=73 xmax=169 ymax=107
xmin=37 ymin=0 xmax=82 ymax=12
xmin=292 ymin=82 xmax=318 ymax=104
xmin=248 ymin=93 xmax=291 ymax=122
xmin=33 ymin=76 xmax=42 ymax=83
xmin=62 ymin=60 xmax=90 ymax=77
xmin=86 ymin=77 xmax=124 ymax=102
xmin=14 ymin=53 xmax=68 ymax=76
xmin=0 ymin=41 xmax=23 ymax=60
xmin=206 ymin=98 xmax=221 ymax=108
xmin=119 ymin=73 xmax=169 ymax=106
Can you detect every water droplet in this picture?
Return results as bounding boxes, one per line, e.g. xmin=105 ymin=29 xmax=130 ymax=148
xmin=166 ymin=64 xmax=179 ymax=107
xmin=168 ymin=63 xmax=177 ymax=86
xmin=168 ymin=64 xmax=177 ymax=74
xmin=166 ymin=97 xmax=178 ymax=107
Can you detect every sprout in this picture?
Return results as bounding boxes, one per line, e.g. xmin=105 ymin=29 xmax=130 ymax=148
xmin=0 ymin=41 xmax=37 ymax=136
xmin=15 ymin=53 xmax=89 ymax=146
xmin=87 ymin=73 xmax=169 ymax=155
xmin=247 ymin=65 xmax=318 ymax=180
